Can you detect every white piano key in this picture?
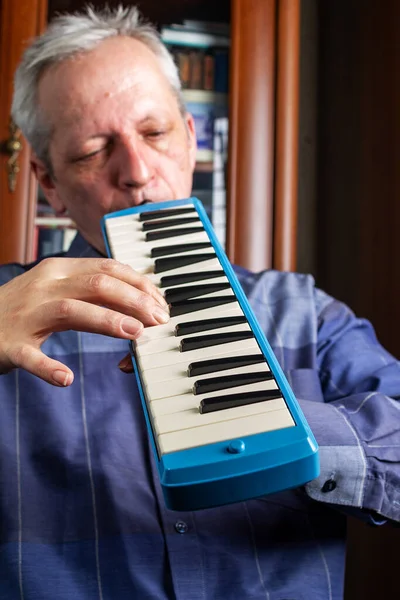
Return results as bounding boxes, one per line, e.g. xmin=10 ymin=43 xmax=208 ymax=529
xmin=165 ymin=285 xmax=235 ymax=301
xmin=120 ymin=218 xmax=204 ymax=239
xmin=121 ymin=251 xmax=224 ymax=274
xmin=110 ymin=231 xmax=211 ymax=260
xmin=113 ymin=222 xmax=202 ymax=242
xmin=147 ymin=258 xmax=224 ymax=285
xmin=105 ymin=207 xmax=198 ymax=232
xmin=153 ymin=394 xmax=285 ymax=434
xmin=109 ymin=230 xmax=209 ymax=264
xmin=149 ymin=379 xmax=279 ymax=417
xmin=136 ymin=304 xmax=244 ymax=344
xmin=121 ymin=249 xmax=220 ymax=274
xmin=137 ymin=337 xmax=260 ymax=370
xmin=139 ymin=346 xmax=264 ymax=385
xmin=145 ymin=361 xmax=272 ymax=401
xmin=161 ymin=274 xmax=229 ymax=291
xmin=105 ymin=216 xmax=142 ymax=230
xmin=157 ymin=407 xmax=295 ymax=454
xmin=110 ymin=225 xmax=208 ymax=247
xmin=136 ymin=322 xmax=251 ymax=357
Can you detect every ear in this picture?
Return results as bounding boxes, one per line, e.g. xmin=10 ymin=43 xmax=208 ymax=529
xmin=184 ymin=112 xmax=197 ymax=172
xmin=30 ymin=154 xmax=66 ymax=216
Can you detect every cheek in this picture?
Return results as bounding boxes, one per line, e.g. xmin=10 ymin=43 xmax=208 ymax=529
xmin=57 ymin=171 xmax=114 ymax=218
xmin=165 ymin=143 xmax=193 ymax=178
xmin=63 ymin=169 xmax=109 ymax=201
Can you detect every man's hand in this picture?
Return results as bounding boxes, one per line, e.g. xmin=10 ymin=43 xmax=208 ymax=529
xmin=0 ymin=257 xmax=169 ymax=386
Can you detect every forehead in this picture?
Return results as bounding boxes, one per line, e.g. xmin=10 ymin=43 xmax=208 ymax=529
xmin=38 ymin=36 xmax=177 ymax=125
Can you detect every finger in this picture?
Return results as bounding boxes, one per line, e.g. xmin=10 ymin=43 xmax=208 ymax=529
xmin=59 ymin=273 xmax=170 ymax=327
xmin=42 ymin=257 xmax=167 ymax=308
xmin=118 ymin=352 xmax=134 ymax=373
xmin=9 ymin=344 xmax=74 ymax=387
xmin=38 ymin=298 xmax=146 ymax=339
xmin=92 ymin=258 xmax=167 ymax=306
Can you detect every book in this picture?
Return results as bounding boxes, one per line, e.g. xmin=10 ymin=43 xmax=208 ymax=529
xmin=37 ymin=226 xmax=65 ymax=258
xmin=33 ymin=225 xmax=77 ymax=260
xmin=168 ymin=20 xmax=230 ymax=37
xmin=173 ymin=47 xmax=190 ymax=88
xmin=212 ymin=116 xmax=229 ymax=248
xmin=35 ymin=216 xmax=74 ymax=227
xmin=182 ymin=89 xmax=228 ymax=162
xmin=161 ymin=27 xmax=229 ymax=49
xmin=203 ymin=51 xmax=215 ymax=91
xmin=188 ymin=50 xmax=204 ymax=89
xmin=62 ymin=228 xmax=77 ymax=252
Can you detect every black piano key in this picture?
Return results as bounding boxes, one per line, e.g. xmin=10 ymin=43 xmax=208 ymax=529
xmin=180 ymin=330 xmax=254 ymax=352
xmin=159 ymin=270 xmax=225 ymax=288
xmin=165 ymin=282 xmax=231 ymax=304
xmin=146 ymin=227 xmax=203 ymax=242
xmin=139 ymin=208 xmax=196 ymax=221
xmin=199 ymin=389 xmax=282 ymax=414
xmin=142 ymin=216 xmax=200 ymax=231
xmin=154 ymin=253 xmax=216 ymax=274
xmin=175 ymin=315 xmax=247 ymax=336
xmin=193 ymin=371 xmax=274 ymax=395
xmin=188 ymin=354 xmax=266 ymax=377
xmin=151 ymin=242 xmax=212 ymax=258
xmin=170 ymin=295 xmax=237 ymax=317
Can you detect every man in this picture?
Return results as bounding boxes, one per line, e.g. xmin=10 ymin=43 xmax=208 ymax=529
xmin=0 ymin=5 xmax=399 ymax=600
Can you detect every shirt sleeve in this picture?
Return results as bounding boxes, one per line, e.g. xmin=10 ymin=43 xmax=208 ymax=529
xmin=302 ymin=290 xmax=400 ymax=523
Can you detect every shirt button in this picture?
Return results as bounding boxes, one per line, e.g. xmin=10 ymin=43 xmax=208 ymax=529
xmin=174 ymin=520 xmax=188 ymax=534
xmin=321 ymin=479 xmax=337 ymax=493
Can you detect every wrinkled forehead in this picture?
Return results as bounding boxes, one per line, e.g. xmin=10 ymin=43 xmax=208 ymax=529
xmin=37 ymin=36 xmax=177 ymax=124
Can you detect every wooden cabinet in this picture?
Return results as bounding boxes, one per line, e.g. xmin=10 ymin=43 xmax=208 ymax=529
xmin=317 ymin=3 xmax=400 ymax=599
xmin=0 ymin=0 xmax=300 ymax=272
xmin=0 ymin=0 xmax=47 ymax=265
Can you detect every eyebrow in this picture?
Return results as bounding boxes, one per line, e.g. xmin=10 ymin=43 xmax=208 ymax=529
xmin=137 ymin=115 xmax=170 ymax=126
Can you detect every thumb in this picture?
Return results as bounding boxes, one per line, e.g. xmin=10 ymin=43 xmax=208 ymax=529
xmin=12 ymin=345 xmax=74 ymax=387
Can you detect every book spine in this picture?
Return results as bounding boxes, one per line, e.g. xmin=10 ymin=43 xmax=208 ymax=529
xmin=176 ymin=48 xmax=190 ymax=89
xmin=188 ymin=50 xmax=203 ymax=89
xmin=203 ymin=52 xmax=215 ymax=91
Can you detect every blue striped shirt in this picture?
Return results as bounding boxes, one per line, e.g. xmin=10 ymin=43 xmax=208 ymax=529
xmin=0 ymin=233 xmax=399 ymax=600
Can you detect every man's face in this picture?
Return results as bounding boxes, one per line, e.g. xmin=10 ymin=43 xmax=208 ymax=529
xmin=34 ymin=36 xmax=197 ymax=252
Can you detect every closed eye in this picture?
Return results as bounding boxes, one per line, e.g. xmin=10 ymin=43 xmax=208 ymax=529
xmin=74 ymin=140 xmax=114 ymax=162
xmin=146 ymin=131 xmax=166 ymax=139
xmin=76 ymin=148 xmax=105 ymax=161
xmin=72 ymin=140 xmax=113 ymax=162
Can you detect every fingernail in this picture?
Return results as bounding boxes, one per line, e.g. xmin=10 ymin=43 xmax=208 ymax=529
xmin=121 ymin=318 xmax=141 ymax=336
xmin=155 ymin=293 xmax=168 ymax=309
xmin=153 ymin=306 xmax=170 ymax=324
xmin=53 ymin=370 xmax=72 ymax=386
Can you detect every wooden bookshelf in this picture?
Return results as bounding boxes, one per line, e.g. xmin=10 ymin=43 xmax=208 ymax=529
xmin=0 ymin=0 xmax=300 ymax=272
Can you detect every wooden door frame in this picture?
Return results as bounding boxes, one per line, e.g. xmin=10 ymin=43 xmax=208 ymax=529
xmin=0 ymin=0 xmax=47 ymax=265
xmin=227 ymin=0 xmax=300 ymax=272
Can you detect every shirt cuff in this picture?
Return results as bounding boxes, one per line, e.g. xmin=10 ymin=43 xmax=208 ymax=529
xmin=299 ymin=399 xmax=367 ymax=508
xmin=305 ymin=445 xmax=365 ymax=507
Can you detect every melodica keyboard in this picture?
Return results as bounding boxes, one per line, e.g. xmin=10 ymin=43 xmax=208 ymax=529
xmin=102 ymin=198 xmax=319 ymax=511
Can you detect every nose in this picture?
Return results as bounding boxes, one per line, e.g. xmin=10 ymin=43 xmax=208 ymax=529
xmin=116 ymin=137 xmax=152 ymax=192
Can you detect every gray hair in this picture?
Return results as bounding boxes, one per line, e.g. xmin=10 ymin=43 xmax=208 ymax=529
xmin=11 ymin=4 xmax=184 ymax=170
